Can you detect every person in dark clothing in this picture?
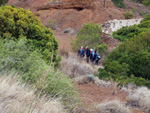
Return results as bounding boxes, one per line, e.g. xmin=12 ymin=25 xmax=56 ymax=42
xmin=90 ymin=49 xmax=95 ymax=63
xmin=86 ymin=46 xmax=90 ymax=63
xmin=95 ymin=51 xmax=101 ymax=66
xmin=78 ymin=46 xmax=85 ymax=58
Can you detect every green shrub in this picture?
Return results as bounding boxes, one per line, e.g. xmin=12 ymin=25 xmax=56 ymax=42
xmin=97 ymin=42 xmax=108 ymax=55
xmin=98 ymin=31 xmax=150 ymax=86
xmin=113 ymin=14 xmax=150 ymax=42
xmin=123 ymin=12 xmax=133 ymax=19
xmin=46 ymin=20 xmax=57 ymax=30
xmin=0 ymin=0 xmax=8 ymax=6
xmin=113 ymin=25 xmax=145 ymax=41
xmin=0 ymin=6 xmax=60 ymax=66
xmin=139 ymin=11 xmax=147 ymax=16
xmin=71 ymin=23 xmax=102 ymax=50
xmin=111 ymin=0 xmax=125 ymax=8
xmin=143 ymin=0 xmax=150 ymax=6
xmin=96 ymin=70 xmax=150 ymax=87
xmin=141 ymin=14 xmax=150 ymax=23
xmin=0 ymin=39 xmax=76 ymax=99
xmin=131 ymin=7 xmax=136 ymax=14
xmin=138 ymin=20 xmax=150 ymax=28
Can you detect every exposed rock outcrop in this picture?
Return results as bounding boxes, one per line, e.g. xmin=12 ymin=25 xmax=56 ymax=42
xmin=102 ymin=18 xmax=143 ymax=34
xmin=37 ymin=0 xmax=94 ymax=11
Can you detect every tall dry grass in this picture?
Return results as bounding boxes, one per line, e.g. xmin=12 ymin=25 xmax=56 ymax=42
xmin=60 ymin=53 xmax=99 ymax=78
xmin=127 ymin=87 xmax=150 ymax=113
xmin=96 ymin=100 xmax=132 ymax=113
xmin=60 ymin=53 xmax=113 ymax=87
xmin=0 ymin=75 xmax=66 ymax=113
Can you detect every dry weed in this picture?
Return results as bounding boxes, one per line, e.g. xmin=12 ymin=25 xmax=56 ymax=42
xmin=97 ymin=100 xmax=132 ymax=113
xmin=94 ymin=76 xmax=113 ymax=87
xmin=60 ymin=53 xmax=98 ymax=78
xmin=0 ymin=75 xmax=66 ymax=113
xmin=127 ymin=87 xmax=150 ymax=113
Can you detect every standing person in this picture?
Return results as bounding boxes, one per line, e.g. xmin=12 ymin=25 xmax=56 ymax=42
xmin=90 ymin=49 xmax=95 ymax=63
xmin=78 ymin=46 xmax=85 ymax=58
xmin=86 ymin=46 xmax=90 ymax=63
xmin=95 ymin=51 xmax=101 ymax=66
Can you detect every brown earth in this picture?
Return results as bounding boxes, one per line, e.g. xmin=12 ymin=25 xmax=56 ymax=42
xmin=7 ymin=1 xmax=146 ymax=113
xmin=8 ymin=0 xmax=125 ymax=29
xmin=8 ymin=0 xmax=124 ymax=52
xmin=124 ymin=0 xmax=150 ymax=18
xmin=75 ymin=83 xmax=126 ymax=104
xmin=54 ymin=30 xmax=75 ymax=52
xmin=75 ymin=83 xmax=144 ymax=113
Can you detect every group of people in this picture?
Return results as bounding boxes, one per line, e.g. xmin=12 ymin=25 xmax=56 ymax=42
xmin=77 ymin=46 xmax=101 ymax=66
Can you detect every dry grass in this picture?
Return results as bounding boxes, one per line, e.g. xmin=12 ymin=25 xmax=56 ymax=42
xmin=96 ymin=100 xmax=132 ymax=113
xmin=60 ymin=53 xmax=99 ymax=78
xmin=72 ymin=75 xmax=113 ymax=87
xmin=127 ymin=87 xmax=150 ymax=113
xmin=0 ymin=75 xmax=66 ymax=113
xmin=61 ymin=53 xmax=113 ymax=88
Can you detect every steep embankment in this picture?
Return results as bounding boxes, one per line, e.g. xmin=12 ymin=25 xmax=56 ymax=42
xmin=8 ymin=0 xmax=125 ymax=52
xmin=8 ymin=0 xmax=125 ymax=29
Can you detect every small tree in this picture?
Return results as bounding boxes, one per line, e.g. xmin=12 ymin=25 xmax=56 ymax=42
xmin=71 ymin=23 xmax=102 ymax=50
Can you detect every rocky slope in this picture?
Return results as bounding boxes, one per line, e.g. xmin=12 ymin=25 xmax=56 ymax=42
xmin=8 ymin=0 xmax=125 ymax=29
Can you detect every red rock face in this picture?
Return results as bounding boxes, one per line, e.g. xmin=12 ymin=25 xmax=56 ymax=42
xmin=8 ymin=0 xmax=125 ymax=29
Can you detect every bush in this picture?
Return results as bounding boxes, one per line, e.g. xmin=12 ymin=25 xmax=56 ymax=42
xmin=113 ymin=14 xmax=150 ymax=42
xmin=131 ymin=7 xmax=136 ymax=14
xmin=71 ymin=23 xmax=102 ymax=50
xmin=138 ymin=20 xmax=150 ymax=28
xmin=143 ymin=0 xmax=150 ymax=6
xmin=0 ymin=6 xmax=60 ymax=65
xmin=123 ymin=12 xmax=133 ymax=19
xmin=97 ymin=31 xmax=150 ymax=87
xmin=113 ymin=25 xmax=145 ymax=41
xmin=46 ymin=20 xmax=57 ymax=30
xmin=0 ymin=39 xmax=76 ymax=99
xmin=97 ymin=42 xmax=108 ymax=56
xmin=0 ymin=0 xmax=8 ymax=6
xmin=141 ymin=14 xmax=150 ymax=23
xmin=139 ymin=11 xmax=147 ymax=16
xmin=112 ymin=0 xmax=125 ymax=8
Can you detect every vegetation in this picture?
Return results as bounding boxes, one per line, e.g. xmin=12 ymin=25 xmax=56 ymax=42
xmin=0 ymin=6 xmax=79 ymax=111
xmin=113 ymin=14 xmax=150 ymax=41
xmin=97 ymin=31 xmax=150 ymax=87
xmin=0 ymin=0 xmax=8 ymax=6
xmin=0 ymin=39 xmax=76 ymax=99
xmin=97 ymin=42 xmax=108 ymax=56
xmin=143 ymin=0 xmax=150 ymax=6
xmin=139 ymin=10 xmax=147 ymax=16
xmin=0 ymin=75 xmax=66 ymax=113
xmin=0 ymin=6 xmax=60 ymax=66
xmin=123 ymin=12 xmax=133 ymax=19
xmin=131 ymin=7 xmax=136 ymax=14
xmin=46 ymin=19 xmax=57 ymax=30
xmin=71 ymin=23 xmax=102 ymax=50
xmin=141 ymin=14 xmax=150 ymax=23
xmin=111 ymin=0 xmax=125 ymax=8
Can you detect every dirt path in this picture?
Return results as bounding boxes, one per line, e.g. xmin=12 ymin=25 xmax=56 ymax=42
xmin=75 ymin=83 xmax=144 ymax=113
xmin=54 ymin=31 xmax=76 ymax=52
xmin=75 ymin=83 xmax=126 ymax=104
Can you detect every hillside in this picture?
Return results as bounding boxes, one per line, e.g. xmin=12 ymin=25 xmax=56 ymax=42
xmin=1 ymin=0 xmax=150 ymax=113
xmin=8 ymin=0 xmax=125 ymax=29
